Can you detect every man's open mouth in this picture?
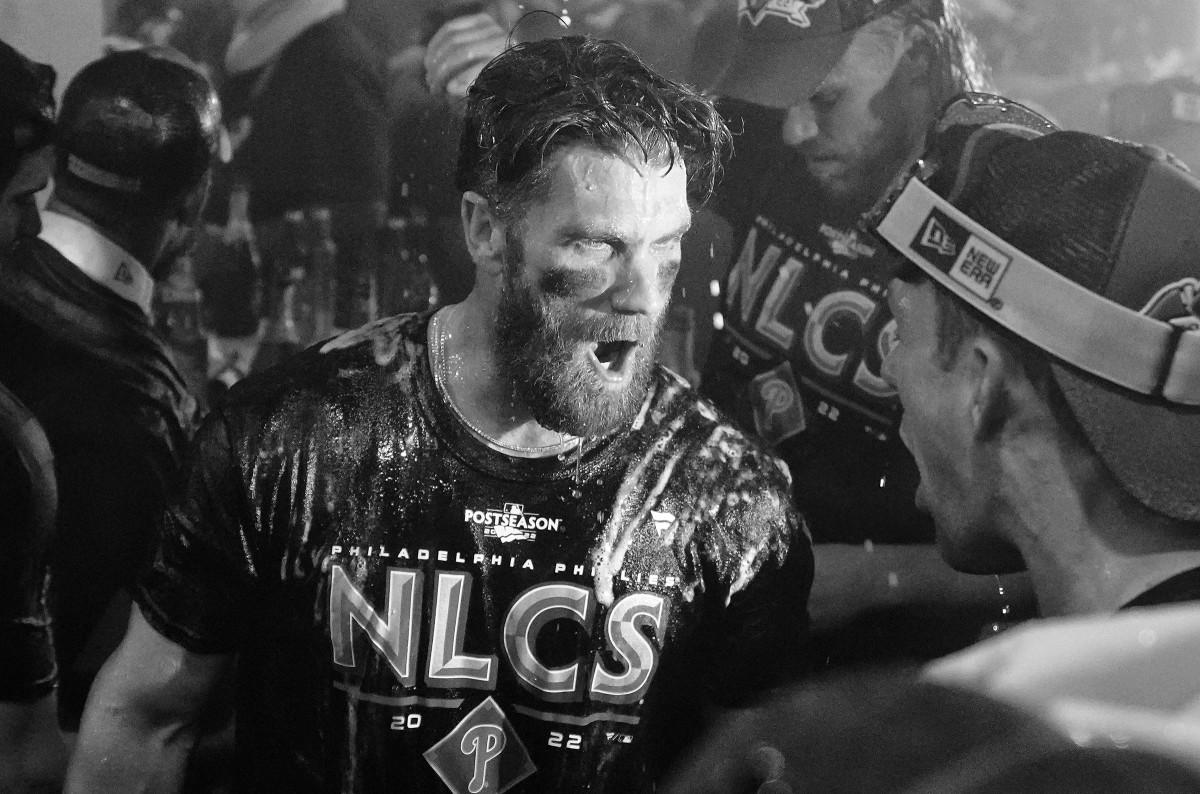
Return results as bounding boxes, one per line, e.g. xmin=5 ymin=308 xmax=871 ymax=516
xmin=588 ymin=339 xmax=637 ymax=380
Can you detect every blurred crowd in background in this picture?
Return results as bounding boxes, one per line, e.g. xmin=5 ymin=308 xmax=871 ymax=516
xmin=90 ymin=0 xmax=1200 ymax=409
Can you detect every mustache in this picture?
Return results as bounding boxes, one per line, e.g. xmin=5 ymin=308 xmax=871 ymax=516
xmin=539 ymin=303 xmax=655 ymax=343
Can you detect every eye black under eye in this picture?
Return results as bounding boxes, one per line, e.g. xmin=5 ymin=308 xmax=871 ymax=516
xmin=540 ymin=268 xmax=606 ymax=297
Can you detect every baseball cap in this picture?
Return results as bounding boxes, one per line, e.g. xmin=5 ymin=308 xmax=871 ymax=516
xmin=716 ymin=0 xmax=916 ymax=108
xmin=868 ymin=92 xmax=1200 ymax=522
xmin=57 ymin=47 xmax=223 ymax=203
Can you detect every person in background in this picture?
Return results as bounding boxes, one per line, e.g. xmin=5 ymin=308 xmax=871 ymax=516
xmin=692 ymin=0 xmax=1035 ymax=669
xmin=0 ymin=36 xmax=68 ymax=792
xmin=0 ymin=47 xmax=221 ymax=730
xmin=865 ymin=89 xmax=1200 ymax=777
xmin=220 ymin=0 xmax=389 ymax=351
xmin=67 ymin=36 xmax=812 ymax=793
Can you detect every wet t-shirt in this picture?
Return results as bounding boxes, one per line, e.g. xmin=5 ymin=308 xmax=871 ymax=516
xmin=702 ymin=98 xmax=928 ymax=547
xmin=136 ymin=312 xmax=812 ymax=793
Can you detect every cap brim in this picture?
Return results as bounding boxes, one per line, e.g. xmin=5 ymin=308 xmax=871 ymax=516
xmin=715 ymin=31 xmax=855 ymax=109
xmin=1052 ymin=362 xmax=1200 ymax=523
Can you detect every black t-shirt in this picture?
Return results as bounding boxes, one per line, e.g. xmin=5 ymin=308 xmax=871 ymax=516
xmin=137 ymin=312 xmax=812 ymax=792
xmin=702 ymin=98 xmax=929 ymax=547
xmin=0 ymin=236 xmax=196 ymax=719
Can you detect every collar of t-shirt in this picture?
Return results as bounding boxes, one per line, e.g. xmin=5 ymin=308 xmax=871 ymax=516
xmin=38 ymin=209 xmax=155 ymax=317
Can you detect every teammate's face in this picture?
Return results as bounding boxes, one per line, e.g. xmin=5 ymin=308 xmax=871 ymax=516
xmin=882 ymin=276 xmax=1001 ymax=572
xmin=783 ymin=25 xmax=927 ymax=208
xmin=0 ymin=145 xmax=51 ymax=250
xmin=494 ymin=145 xmax=690 ymax=437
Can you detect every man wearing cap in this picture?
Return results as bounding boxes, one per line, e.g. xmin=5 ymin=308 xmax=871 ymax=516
xmin=0 ymin=36 xmax=69 ymax=791
xmin=872 ymin=91 xmax=1200 ymax=614
xmin=694 ymin=0 xmax=1026 ymax=667
xmin=220 ymin=0 xmax=389 ymax=343
xmin=867 ymin=90 xmax=1200 ymax=769
xmin=0 ymin=47 xmax=221 ymax=728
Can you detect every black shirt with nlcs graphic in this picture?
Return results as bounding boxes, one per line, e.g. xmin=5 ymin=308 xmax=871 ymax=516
xmin=136 ymin=312 xmax=812 ymax=793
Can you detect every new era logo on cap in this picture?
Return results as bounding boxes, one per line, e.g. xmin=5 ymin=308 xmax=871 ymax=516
xmin=919 ymin=215 xmax=957 ymax=257
xmin=910 ymin=208 xmax=1012 ymax=301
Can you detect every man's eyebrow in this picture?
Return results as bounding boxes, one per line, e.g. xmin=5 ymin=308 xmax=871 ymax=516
xmin=558 ymin=219 xmax=693 ymax=242
xmin=559 ymin=222 xmax=622 ymax=241
xmin=658 ymin=220 xmax=692 ymax=241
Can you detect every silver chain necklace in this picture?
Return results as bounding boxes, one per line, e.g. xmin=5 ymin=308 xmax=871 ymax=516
xmin=429 ymin=309 xmax=581 ymax=458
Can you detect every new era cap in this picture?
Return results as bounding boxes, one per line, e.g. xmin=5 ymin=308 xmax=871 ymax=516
xmin=716 ymin=0 xmax=914 ymax=108
xmin=870 ymin=94 xmax=1200 ymax=522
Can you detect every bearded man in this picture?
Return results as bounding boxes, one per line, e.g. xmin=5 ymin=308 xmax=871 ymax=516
xmin=67 ymin=36 xmax=812 ymax=793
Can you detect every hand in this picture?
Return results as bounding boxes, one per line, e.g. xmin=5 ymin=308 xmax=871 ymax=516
xmin=424 ymin=12 xmax=509 ymax=97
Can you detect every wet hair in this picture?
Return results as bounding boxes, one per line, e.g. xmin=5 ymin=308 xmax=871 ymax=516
xmin=0 ymin=39 xmax=56 ymax=186
xmin=55 ymin=47 xmax=221 ymax=215
xmin=875 ymin=0 xmax=993 ymax=110
xmin=456 ymin=35 xmax=730 ymax=223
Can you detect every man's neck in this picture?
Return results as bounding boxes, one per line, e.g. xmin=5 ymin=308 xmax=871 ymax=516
xmin=1002 ymin=446 xmax=1200 ymax=616
xmin=38 ymin=203 xmax=157 ymax=316
xmin=434 ymin=299 xmax=578 ymax=453
xmin=45 ymin=197 xmax=165 ymax=271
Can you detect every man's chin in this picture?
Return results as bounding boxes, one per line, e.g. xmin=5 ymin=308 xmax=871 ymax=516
xmin=532 ymin=358 xmax=654 ymax=438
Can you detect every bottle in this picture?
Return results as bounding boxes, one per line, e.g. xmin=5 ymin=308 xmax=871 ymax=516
xmin=257 ymin=210 xmax=307 ymax=370
xmin=306 ymin=206 xmax=338 ymax=341
xmin=154 ymin=252 xmax=208 ymax=401
xmin=380 ymin=182 xmax=437 ymax=315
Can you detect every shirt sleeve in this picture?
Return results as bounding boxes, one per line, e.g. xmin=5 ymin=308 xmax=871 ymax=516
xmin=698 ymin=459 xmax=813 ymax=707
xmin=135 ymin=409 xmax=257 ymax=654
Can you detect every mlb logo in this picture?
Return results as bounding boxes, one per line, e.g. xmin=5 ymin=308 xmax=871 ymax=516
xmin=503 ymin=503 xmax=524 ymax=516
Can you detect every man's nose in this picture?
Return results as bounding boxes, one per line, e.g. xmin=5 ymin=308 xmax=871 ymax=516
xmin=782 ymin=102 xmax=819 ymax=147
xmin=609 ymin=253 xmax=667 ymax=316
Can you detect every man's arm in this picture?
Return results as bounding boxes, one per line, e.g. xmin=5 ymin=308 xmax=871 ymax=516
xmin=65 ymin=605 xmax=232 ymax=793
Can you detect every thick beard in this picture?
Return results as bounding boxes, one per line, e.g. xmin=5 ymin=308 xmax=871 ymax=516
xmin=493 ymin=237 xmax=663 ymax=438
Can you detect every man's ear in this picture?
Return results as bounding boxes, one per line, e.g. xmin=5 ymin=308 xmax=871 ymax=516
xmin=461 ymin=190 xmax=505 ymax=277
xmin=965 ymin=333 xmax=1022 ymax=442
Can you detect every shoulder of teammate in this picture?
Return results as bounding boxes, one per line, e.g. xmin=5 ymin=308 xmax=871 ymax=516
xmin=646 ymin=365 xmax=808 ymax=550
xmin=222 ymin=312 xmax=428 ymax=421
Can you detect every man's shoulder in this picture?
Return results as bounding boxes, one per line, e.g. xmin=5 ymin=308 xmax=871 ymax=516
xmin=643 ymin=366 xmax=793 ymax=487
xmin=221 ymin=312 xmax=429 ymax=428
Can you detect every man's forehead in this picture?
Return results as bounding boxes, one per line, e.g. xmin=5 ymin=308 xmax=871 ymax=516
xmin=542 ymin=144 xmax=690 ymax=214
xmin=822 ymin=18 xmax=905 ymax=88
